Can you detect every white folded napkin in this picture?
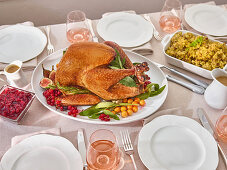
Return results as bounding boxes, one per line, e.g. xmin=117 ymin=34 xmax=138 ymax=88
xmin=142 ymin=107 xmax=194 ymax=125
xmin=0 ymin=21 xmax=38 ymax=71
xmin=11 ymin=128 xmax=61 ymax=146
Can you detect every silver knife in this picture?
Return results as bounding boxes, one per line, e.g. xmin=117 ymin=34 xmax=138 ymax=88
xmin=197 ymin=108 xmax=227 ymax=167
xmin=152 ymin=61 xmax=209 ymax=89
xmin=87 ymin=19 xmax=99 ymax=42
xmin=166 ymin=75 xmax=205 ymax=94
xmin=77 ymin=129 xmax=88 ymax=170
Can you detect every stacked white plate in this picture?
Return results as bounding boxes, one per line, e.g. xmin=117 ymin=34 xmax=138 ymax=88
xmin=185 ymin=4 xmax=227 ymax=36
xmin=97 ymin=12 xmax=153 ymax=47
xmin=0 ymin=134 xmax=83 ymax=170
xmin=0 ymin=25 xmax=46 ymax=63
xmin=138 ymin=115 xmax=219 ymax=170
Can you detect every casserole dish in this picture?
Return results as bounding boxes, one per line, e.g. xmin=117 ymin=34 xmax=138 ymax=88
xmin=161 ymin=30 xmax=227 ymax=79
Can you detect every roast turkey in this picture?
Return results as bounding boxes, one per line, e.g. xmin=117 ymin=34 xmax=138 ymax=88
xmin=55 ymin=41 xmax=148 ymax=105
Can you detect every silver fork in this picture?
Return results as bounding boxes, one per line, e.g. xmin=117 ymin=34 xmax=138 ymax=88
xmin=44 ymin=26 xmax=55 ymax=55
xmin=120 ymin=130 xmax=137 ymax=170
xmin=143 ymin=14 xmax=162 ymax=41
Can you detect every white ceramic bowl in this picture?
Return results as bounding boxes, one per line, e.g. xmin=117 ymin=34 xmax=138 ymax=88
xmin=161 ymin=30 xmax=227 ymax=79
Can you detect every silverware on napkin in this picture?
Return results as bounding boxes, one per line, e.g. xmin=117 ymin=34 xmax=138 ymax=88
xmin=131 ymin=48 xmax=153 ymax=56
xmin=120 ymin=130 xmax=138 ymax=170
xmin=44 ymin=26 xmax=55 ymax=55
xmin=197 ymin=108 xmax=227 ymax=168
xmin=143 ymin=14 xmax=162 ymax=41
xmin=153 ymin=61 xmax=209 ymax=89
xmin=77 ymin=129 xmax=88 ymax=170
xmin=87 ymin=19 xmax=99 ymax=42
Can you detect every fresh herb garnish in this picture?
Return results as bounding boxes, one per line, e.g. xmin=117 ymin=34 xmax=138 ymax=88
xmin=190 ymin=37 xmax=203 ymax=47
xmin=88 ymin=112 xmax=101 ymax=119
xmin=80 ymin=101 xmax=137 ymax=119
xmin=119 ymin=76 xmax=137 ymax=87
xmin=133 ymin=62 xmax=141 ymax=66
xmin=56 ymin=82 xmax=90 ymax=94
xmin=95 ymin=101 xmax=137 ymax=109
xmin=103 ymin=110 xmax=120 ymax=120
xmin=87 ymin=110 xmax=120 ymax=120
xmin=79 ymin=106 xmax=104 ymax=116
xmin=109 ymin=49 xmax=137 ymax=87
xmin=63 ymin=49 xmax=67 ymax=55
xmin=46 ymin=84 xmax=57 ymax=89
xmin=136 ymin=83 xmax=166 ymax=100
xmin=109 ymin=50 xmax=125 ymax=69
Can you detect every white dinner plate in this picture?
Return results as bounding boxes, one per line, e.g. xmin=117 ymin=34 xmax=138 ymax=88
xmin=0 ymin=134 xmax=83 ymax=170
xmin=185 ymin=4 xmax=227 ymax=36
xmin=138 ymin=115 xmax=218 ymax=170
xmin=97 ymin=12 xmax=153 ymax=47
xmin=0 ymin=25 xmax=47 ymax=63
xmin=31 ymin=48 xmax=168 ymax=125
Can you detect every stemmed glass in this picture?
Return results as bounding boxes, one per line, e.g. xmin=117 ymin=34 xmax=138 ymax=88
xmin=215 ymin=110 xmax=227 ymax=143
xmin=159 ymin=0 xmax=182 ymax=33
xmin=66 ymin=10 xmax=92 ymax=43
xmin=86 ymin=129 xmax=121 ymax=170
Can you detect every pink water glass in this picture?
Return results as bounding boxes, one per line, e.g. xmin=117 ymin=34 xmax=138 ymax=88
xmin=215 ymin=111 xmax=227 ymax=143
xmin=66 ymin=10 xmax=92 ymax=43
xmin=159 ymin=0 xmax=182 ymax=33
xmin=86 ymin=129 xmax=121 ymax=170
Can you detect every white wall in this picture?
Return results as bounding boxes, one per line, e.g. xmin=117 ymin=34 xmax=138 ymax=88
xmin=0 ymin=0 xmax=226 ymax=26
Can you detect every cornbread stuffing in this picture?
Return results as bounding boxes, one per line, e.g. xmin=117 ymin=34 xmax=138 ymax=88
xmin=166 ymin=32 xmax=227 ymax=70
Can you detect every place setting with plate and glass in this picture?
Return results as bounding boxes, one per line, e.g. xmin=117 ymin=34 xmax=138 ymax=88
xmin=0 ymin=0 xmax=227 ymax=170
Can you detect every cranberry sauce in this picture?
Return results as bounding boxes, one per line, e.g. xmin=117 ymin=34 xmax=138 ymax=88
xmin=0 ymin=85 xmax=35 ymax=121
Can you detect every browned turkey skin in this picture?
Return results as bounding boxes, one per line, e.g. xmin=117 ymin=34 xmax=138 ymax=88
xmin=55 ymin=41 xmax=149 ymax=105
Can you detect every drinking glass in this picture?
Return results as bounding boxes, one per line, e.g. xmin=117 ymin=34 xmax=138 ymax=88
xmin=215 ymin=111 xmax=227 ymax=143
xmin=66 ymin=10 xmax=92 ymax=43
xmin=159 ymin=0 xmax=182 ymax=33
xmin=87 ymin=129 xmax=120 ymax=170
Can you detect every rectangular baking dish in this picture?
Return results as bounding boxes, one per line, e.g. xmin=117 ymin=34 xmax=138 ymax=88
xmin=161 ymin=30 xmax=227 ymax=79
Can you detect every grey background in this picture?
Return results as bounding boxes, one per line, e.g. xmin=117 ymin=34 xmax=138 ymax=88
xmin=0 ymin=0 xmax=226 ymax=26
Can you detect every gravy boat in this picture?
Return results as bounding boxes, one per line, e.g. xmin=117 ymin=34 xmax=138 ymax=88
xmin=204 ymin=66 xmax=227 ymax=109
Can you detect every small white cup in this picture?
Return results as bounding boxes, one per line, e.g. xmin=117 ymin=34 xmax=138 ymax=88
xmin=0 ymin=60 xmax=28 ymax=88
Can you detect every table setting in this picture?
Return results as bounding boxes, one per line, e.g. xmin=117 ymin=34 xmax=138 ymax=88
xmin=0 ymin=0 xmax=227 ymax=170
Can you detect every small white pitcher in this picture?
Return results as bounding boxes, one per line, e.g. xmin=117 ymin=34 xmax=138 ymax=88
xmin=204 ymin=66 xmax=227 ymax=110
xmin=0 ymin=60 xmax=28 ymax=88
